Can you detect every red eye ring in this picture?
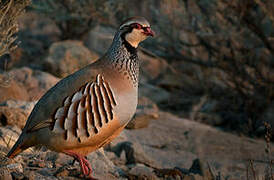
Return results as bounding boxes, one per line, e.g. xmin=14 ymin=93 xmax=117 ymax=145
xmin=132 ymin=23 xmax=142 ymax=29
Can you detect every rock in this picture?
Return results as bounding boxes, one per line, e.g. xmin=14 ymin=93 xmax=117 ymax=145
xmin=0 ymin=106 xmax=273 ymax=179
xmin=54 ymin=167 xmax=70 ymax=177
xmin=153 ymin=168 xmax=184 ymax=180
xmin=44 ymin=151 xmax=71 ymax=168
xmin=9 ymin=67 xmax=60 ymax=100
xmin=139 ymin=83 xmax=170 ymax=104
xmin=259 ymin=102 xmax=274 ymax=136
xmin=0 ymin=126 xmax=22 ymax=154
xmin=10 ymin=171 xmax=25 ymax=180
xmin=107 ymin=132 xmax=160 ymax=168
xmin=0 ymin=169 xmax=12 ymax=180
xmin=0 ymin=73 xmax=29 ymax=103
xmin=87 ymin=148 xmax=119 ymax=179
xmin=139 ymin=51 xmax=170 ymax=83
xmin=44 ymin=40 xmax=98 ymax=78
xmin=85 ymin=25 xmax=115 ymax=55
xmin=126 ymin=97 xmax=159 ymax=129
xmin=8 ymin=67 xmax=39 ymax=99
xmin=6 ymin=163 xmax=23 ymax=173
xmin=190 ymin=97 xmax=224 ymax=126
xmin=0 ymin=100 xmax=36 ymax=128
xmin=24 ymin=170 xmax=57 ymax=180
xmin=0 ymin=100 xmax=36 ymax=116
xmin=183 ymin=174 xmax=203 ymax=180
xmin=128 ymin=163 xmax=158 ymax=180
xmin=0 ymin=107 xmax=28 ymax=128
xmin=0 ymin=144 xmax=24 ymax=180
xmin=29 ymin=70 xmax=60 ymax=100
xmin=126 ymin=111 xmax=151 ymax=129
xmin=115 ymin=111 xmax=274 ymax=179
xmin=192 ymin=112 xmax=223 ymax=126
xmin=154 ymin=68 xmax=200 ymax=93
xmin=188 ymin=159 xmax=203 ymax=175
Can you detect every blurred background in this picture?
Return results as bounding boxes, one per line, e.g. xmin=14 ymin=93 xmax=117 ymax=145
xmin=0 ymin=0 xmax=274 ymax=179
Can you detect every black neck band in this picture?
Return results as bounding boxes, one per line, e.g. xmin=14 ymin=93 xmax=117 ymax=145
xmin=121 ymin=29 xmax=137 ymax=55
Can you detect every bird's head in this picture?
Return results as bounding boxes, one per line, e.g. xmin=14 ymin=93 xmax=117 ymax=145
xmin=119 ymin=16 xmax=154 ymax=48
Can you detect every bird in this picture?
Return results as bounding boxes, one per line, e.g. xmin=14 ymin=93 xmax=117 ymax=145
xmin=7 ymin=16 xmax=154 ymax=178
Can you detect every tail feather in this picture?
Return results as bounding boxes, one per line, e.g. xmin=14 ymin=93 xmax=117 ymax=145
xmin=7 ymin=145 xmax=23 ymax=158
xmin=7 ymin=135 xmax=27 ymax=158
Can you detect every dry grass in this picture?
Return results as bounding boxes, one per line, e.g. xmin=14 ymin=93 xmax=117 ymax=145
xmin=245 ymin=122 xmax=273 ymax=180
xmin=0 ymin=0 xmax=31 ymax=58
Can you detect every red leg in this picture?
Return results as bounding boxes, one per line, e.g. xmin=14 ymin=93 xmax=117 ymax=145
xmin=63 ymin=150 xmax=96 ymax=179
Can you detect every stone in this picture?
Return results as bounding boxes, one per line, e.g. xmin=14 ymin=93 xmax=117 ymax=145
xmin=0 ymin=126 xmax=22 ymax=154
xmin=129 ymin=163 xmax=159 ymax=180
xmin=29 ymin=69 xmax=60 ymax=100
xmin=5 ymin=163 xmax=23 ymax=173
xmin=115 ymin=111 xmax=274 ymax=179
xmin=126 ymin=111 xmax=151 ymax=129
xmin=10 ymin=172 xmax=25 ymax=180
xmin=126 ymin=97 xmax=159 ymax=129
xmin=0 ymin=169 xmax=12 ymax=180
xmin=0 ymin=108 xmax=273 ymax=179
xmin=44 ymin=40 xmax=98 ymax=78
xmin=259 ymin=102 xmax=274 ymax=136
xmin=192 ymin=112 xmax=224 ymax=126
xmin=138 ymin=51 xmax=170 ymax=83
xmin=0 ymin=100 xmax=36 ymax=116
xmin=87 ymin=148 xmax=119 ymax=179
xmin=85 ymin=25 xmax=115 ymax=55
xmin=9 ymin=67 xmax=60 ymax=100
xmin=0 ymin=73 xmax=29 ymax=103
xmin=153 ymin=168 xmax=184 ymax=180
xmin=153 ymin=69 xmax=189 ymax=91
xmin=139 ymin=83 xmax=170 ymax=104
xmin=0 ymin=157 xmax=24 ymax=180
xmin=107 ymin=132 xmax=160 ymax=168
xmin=54 ymin=168 xmax=70 ymax=177
xmin=44 ymin=151 xmax=72 ymax=168
xmin=24 ymin=170 xmax=58 ymax=180
xmin=189 ymin=159 xmax=203 ymax=175
xmin=0 ymin=100 xmax=36 ymax=128
xmin=183 ymin=174 xmax=203 ymax=180
xmin=0 ymin=107 xmax=28 ymax=128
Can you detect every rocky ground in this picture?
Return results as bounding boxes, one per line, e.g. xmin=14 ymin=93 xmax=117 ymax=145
xmin=0 ymin=11 xmax=273 ymax=180
xmin=1 ymin=110 xmax=274 ymax=179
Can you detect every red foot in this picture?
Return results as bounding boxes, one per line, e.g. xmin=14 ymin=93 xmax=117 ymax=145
xmin=63 ymin=150 xmax=97 ymax=179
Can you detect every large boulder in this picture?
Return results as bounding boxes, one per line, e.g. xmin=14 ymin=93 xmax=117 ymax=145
xmin=44 ymin=40 xmax=98 ymax=78
xmin=139 ymin=83 xmax=170 ymax=104
xmin=120 ymin=111 xmax=274 ymax=179
xmin=9 ymin=67 xmax=60 ymax=100
xmin=85 ymin=25 xmax=115 ymax=55
xmin=138 ymin=51 xmax=171 ymax=83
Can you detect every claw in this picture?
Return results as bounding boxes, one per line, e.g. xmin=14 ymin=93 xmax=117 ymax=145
xmin=63 ymin=150 xmax=97 ymax=179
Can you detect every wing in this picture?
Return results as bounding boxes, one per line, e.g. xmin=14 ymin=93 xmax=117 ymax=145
xmin=28 ymin=74 xmax=117 ymax=142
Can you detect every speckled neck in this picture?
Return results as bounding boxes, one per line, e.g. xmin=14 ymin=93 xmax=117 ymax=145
xmin=106 ymin=31 xmax=139 ymax=87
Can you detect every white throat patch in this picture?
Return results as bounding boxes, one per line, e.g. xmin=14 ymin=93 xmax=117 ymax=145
xmin=125 ymin=28 xmax=147 ymax=48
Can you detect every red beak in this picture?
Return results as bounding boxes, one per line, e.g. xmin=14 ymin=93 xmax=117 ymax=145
xmin=143 ymin=27 xmax=155 ymax=37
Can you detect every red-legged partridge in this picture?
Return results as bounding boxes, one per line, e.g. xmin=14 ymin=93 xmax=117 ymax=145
xmin=7 ymin=16 xmax=154 ymax=178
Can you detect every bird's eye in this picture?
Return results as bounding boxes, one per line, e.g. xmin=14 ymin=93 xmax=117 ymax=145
xmin=132 ymin=23 xmax=142 ymax=29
